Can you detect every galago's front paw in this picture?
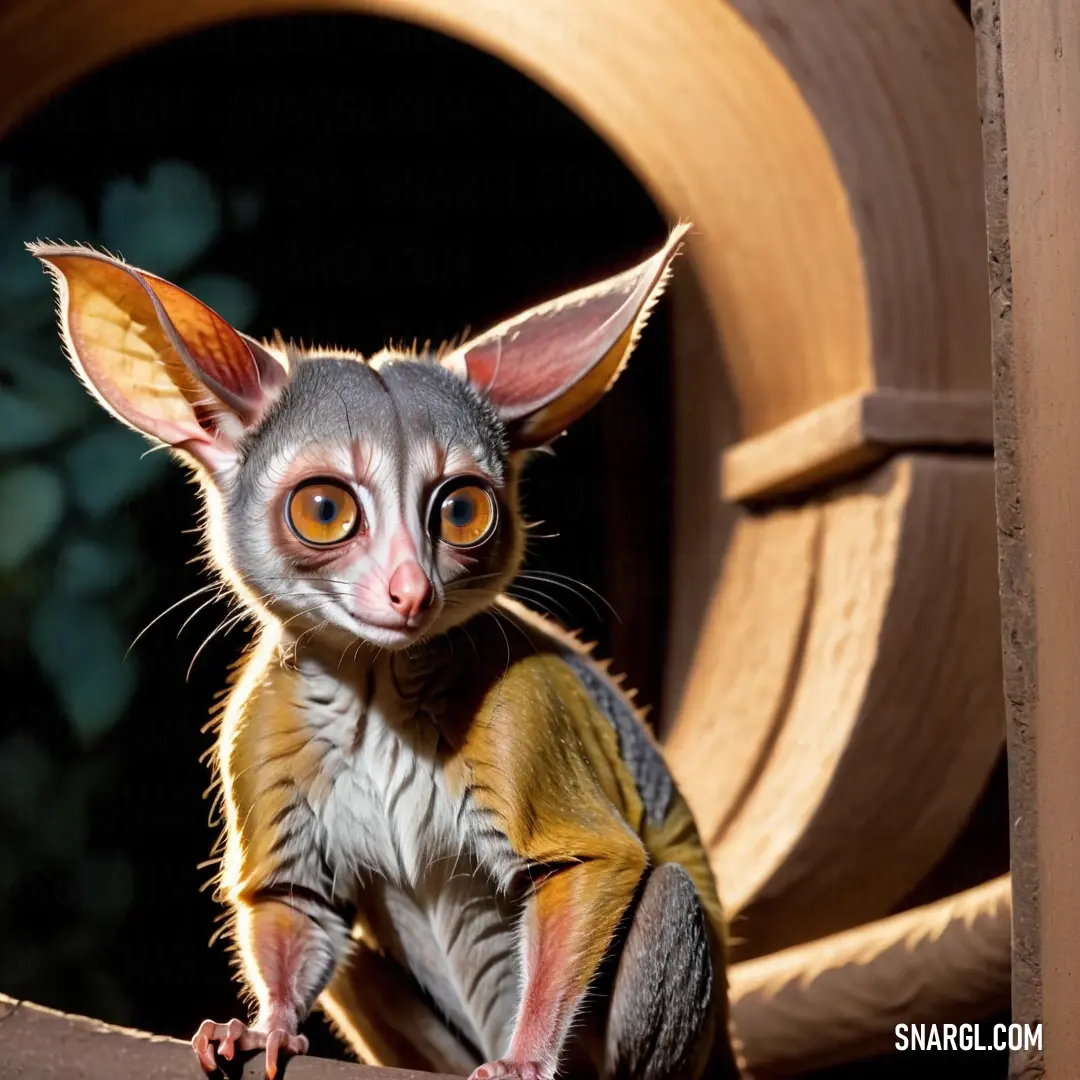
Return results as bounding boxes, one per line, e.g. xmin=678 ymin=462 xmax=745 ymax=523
xmin=192 ymin=1017 xmax=309 ymax=1078
xmin=469 ymin=1060 xmax=547 ymax=1080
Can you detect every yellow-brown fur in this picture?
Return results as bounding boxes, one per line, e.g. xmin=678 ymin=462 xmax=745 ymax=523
xmin=205 ymin=598 xmax=732 ymax=1076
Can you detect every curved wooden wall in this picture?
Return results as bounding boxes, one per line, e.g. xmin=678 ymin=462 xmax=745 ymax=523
xmin=0 ymin=0 xmax=1009 ymax=1072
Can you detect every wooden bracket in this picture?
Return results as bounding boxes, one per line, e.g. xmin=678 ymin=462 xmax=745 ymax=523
xmin=721 ymin=389 xmax=994 ymax=504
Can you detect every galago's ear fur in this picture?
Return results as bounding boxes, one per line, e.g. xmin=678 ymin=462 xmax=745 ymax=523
xmin=26 ymin=242 xmax=288 ymax=476
xmin=440 ymin=222 xmax=691 ymax=449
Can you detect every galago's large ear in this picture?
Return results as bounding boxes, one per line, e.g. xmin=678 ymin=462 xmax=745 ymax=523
xmin=440 ymin=223 xmax=690 ymax=449
xmin=26 ymin=242 xmax=288 ymax=474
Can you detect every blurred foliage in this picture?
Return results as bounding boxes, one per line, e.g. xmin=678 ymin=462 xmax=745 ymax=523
xmin=0 ymin=160 xmax=259 ymax=1018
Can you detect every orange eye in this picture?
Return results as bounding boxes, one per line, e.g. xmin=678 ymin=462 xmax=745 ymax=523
xmin=286 ymin=480 xmax=361 ymax=547
xmin=435 ymin=481 xmax=497 ymax=548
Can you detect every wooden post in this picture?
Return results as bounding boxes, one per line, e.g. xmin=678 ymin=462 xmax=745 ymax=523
xmin=975 ymin=1 xmax=1080 ymax=1077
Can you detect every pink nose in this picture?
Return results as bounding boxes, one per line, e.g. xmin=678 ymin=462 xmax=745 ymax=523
xmin=388 ymin=561 xmax=433 ymax=619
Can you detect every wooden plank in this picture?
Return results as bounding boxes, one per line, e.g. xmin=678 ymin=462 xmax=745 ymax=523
xmin=721 ymin=388 xmax=994 ymax=503
xmin=0 ymin=995 xmax=460 ymax=1079
xmin=974 ymin=1 xmax=1080 ymax=1077
xmin=730 ymin=875 xmax=1012 ymax=1075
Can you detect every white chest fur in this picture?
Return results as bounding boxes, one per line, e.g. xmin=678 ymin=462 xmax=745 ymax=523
xmin=294 ymin=652 xmax=522 ymax=1057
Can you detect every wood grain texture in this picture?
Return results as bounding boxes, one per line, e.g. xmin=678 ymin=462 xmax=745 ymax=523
xmin=976 ymin=2 xmax=1080 ymax=1077
xmin=0 ymin=994 xmax=461 ymax=1079
xmin=722 ymin=389 xmax=994 ymax=503
xmin=735 ymin=0 xmax=991 ymax=400
xmin=662 ymin=269 xmax=741 ymax=733
xmin=729 ymin=874 xmax=1012 ymax=1075
xmin=714 ymin=455 xmax=1005 ymax=960
xmin=664 ymin=505 xmax=821 ymax=849
xmin=971 ymin=7 xmax=1041 ymax=1077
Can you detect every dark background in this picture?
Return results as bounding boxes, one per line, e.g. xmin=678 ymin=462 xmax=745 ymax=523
xmin=0 ymin=8 xmax=1003 ymax=1078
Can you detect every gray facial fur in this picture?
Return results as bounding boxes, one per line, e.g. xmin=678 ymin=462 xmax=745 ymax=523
xmin=216 ymin=349 xmax=519 ymax=649
xmin=235 ymin=352 xmax=507 ymax=496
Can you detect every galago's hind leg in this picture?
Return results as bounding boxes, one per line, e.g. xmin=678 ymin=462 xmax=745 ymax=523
xmin=602 ymin=863 xmax=743 ymax=1080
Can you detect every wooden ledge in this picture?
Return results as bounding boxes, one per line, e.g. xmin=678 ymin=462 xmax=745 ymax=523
xmin=0 ymin=995 xmax=459 ymax=1080
xmin=729 ymin=874 xmax=1012 ymax=1075
xmin=721 ymin=389 xmax=994 ymax=503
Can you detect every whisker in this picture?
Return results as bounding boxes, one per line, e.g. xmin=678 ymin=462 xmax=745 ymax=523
xmin=458 ymin=622 xmax=480 ymax=661
xmin=278 ymin=602 xmax=337 ymax=632
xmin=521 ymin=519 xmax=562 ymax=540
xmin=186 ymin=611 xmax=251 ymax=682
xmin=261 ymin=576 xmax=358 ymax=589
xmin=520 ymin=568 xmax=614 ymax=606
xmin=506 ymin=585 xmax=572 ymax=621
xmin=483 ymin=609 xmax=512 ymax=676
xmin=453 ymin=571 xmax=508 ymax=586
xmin=518 ymin=570 xmax=620 ymax=623
xmin=126 ymin=584 xmax=220 ymax=658
xmin=338 ymin=633 xmax=363 ymax=670
xmin=187 ymin=599 xmax=331 ymax=681
xmin=177 ymin=592 xmax=228 ymax=639
xmin=486 ymin=604 xmax=539 ymax=663
xmin=517 ymin=574 xmax=601 ymax=623
xmin=295 ymin=618 xmax=331 ymax=652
